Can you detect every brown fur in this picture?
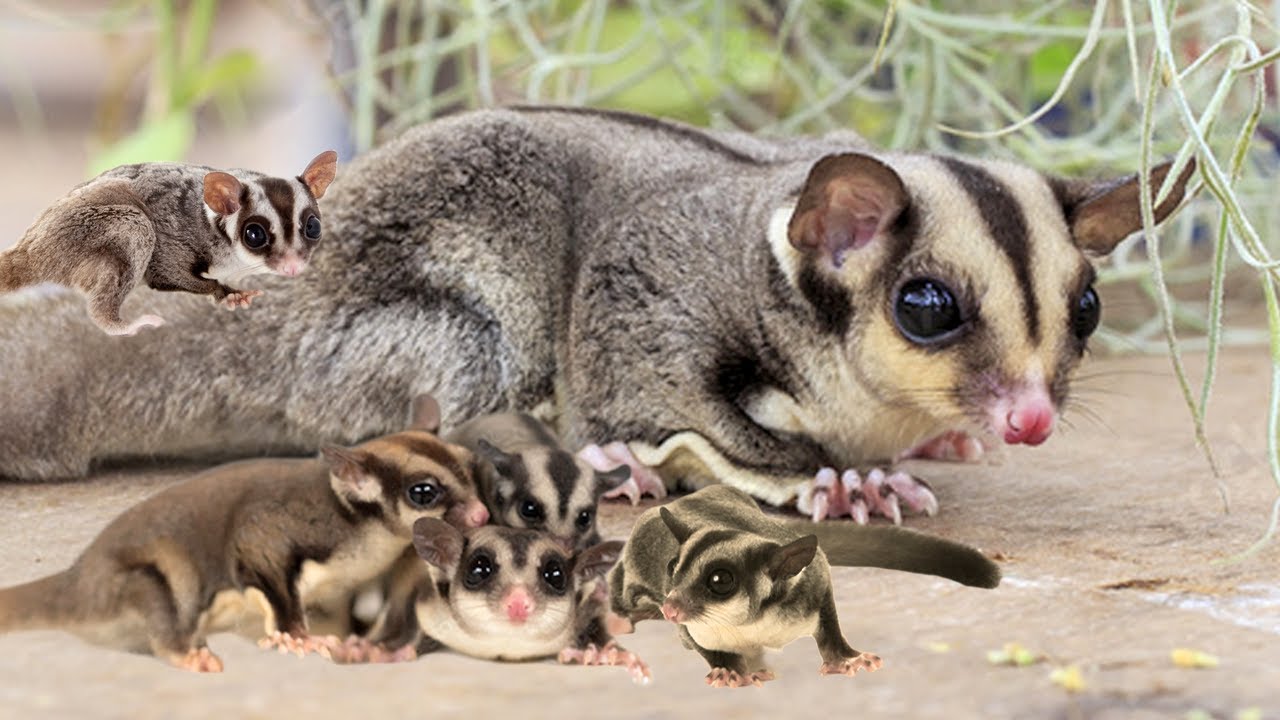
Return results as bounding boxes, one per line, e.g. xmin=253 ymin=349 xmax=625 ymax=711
xmin=0 ymin=152 xmax=336 ymax=336
xmin=0 ymin=421 xmax=483 ymax=672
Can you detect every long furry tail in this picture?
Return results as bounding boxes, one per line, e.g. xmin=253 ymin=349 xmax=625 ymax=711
xmin=0 ymin=571 xmax=75 ymax=633
xmin=803 ymin=523 xmax=1001 ymax=588
xmin=0 ymin=249 xmax=36 ymax=293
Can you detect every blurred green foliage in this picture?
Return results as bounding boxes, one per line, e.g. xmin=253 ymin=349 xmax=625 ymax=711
xmin=88 ymin=0 xmax=259 ymax=174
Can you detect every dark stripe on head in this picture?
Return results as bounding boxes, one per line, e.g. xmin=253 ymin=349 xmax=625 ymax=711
xmin=797 ymin=261 xmax=853 ymax=336
xmin=546 ymin=450 xmax=580 ymax=521
xmin=675 ymin=529 xmax=740 ymax=576
xmin=938 ymin=157 xmax=1040 ymax=343
xmin=516 ymin=414 xmax=559 ymax=446
xmin=493 ymin=528 xmax=537 ymax=569
xmin=260 ymin=178 xmax=296 ymax=241
xmin=385 ymin=433 xmax=471 ymax=484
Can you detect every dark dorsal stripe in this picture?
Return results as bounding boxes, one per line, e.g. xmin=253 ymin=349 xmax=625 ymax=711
xmin=385 ymin=433 xmax=470 ymax=486
xmin=676 ymin=529 xmax=740 ymax=576
xmin=938 ymin=157 xmax=1040 ymax=343
xmin=546 ymin=450 xmax=580 ymax=521
xmin=260 ymin=177 xmax=296 ymax=241
xmin=511 ymin=105 xmax=763 ymax=165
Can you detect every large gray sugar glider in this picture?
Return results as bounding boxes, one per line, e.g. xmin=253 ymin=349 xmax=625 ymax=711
xmin=0 ymin=151 xmax=336 ymax=335
xmin=0 ymin=108 xmax=1192 ymax=523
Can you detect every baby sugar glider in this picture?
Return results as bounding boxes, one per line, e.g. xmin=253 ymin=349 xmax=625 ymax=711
xmin=609 ymin=485 xmax=999 ymax=688
xmin=0 ymin=395 xmax=487 ymax=672
xmin=340 ymin=518 xmax=649 ymax=682
xmin=0 ymin=150 xmax=336 ymax=335
xmin=446 ymin=412 xmax=631 ymax=549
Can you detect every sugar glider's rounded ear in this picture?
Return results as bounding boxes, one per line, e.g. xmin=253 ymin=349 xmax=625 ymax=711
xmin=300 ymin=150 xmax=339 ymax=200
xmin=766 ymin=535 xmax=819 ymax=581
xmin=659 ymin=506 xmax=694 ymax=544
xmin=408 ymin=393 xmax=442 ymax=433
xmin=475 ymin=439 xmax=518 ymax=477
xmin=788 ymin=153 xmax=908 ymax=269
xmin=203 ymin=172 xmax=242 ymax=216
xmin=413 ymin=517 xmax=465 ymax=573
xmin=573 ymin=539 xmax=625 ymax=582
xmin=1053 ymin=158 xmax=1196 ymax=256
xmin=322 ymin=445 xmax=381 ymax=504
xmin=593 ymin=464 xmax=632 ymax=497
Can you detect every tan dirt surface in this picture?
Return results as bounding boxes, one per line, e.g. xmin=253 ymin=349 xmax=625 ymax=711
xmin=0 ymin=350 xmax=1277 ymax=720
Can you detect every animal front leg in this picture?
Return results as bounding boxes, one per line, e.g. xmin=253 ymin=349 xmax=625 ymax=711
xmin=897 ymin=430 xmax=987 ymax=463
xmin=578 ymin=442 xmax=667 ymax=503
xmin=677 ymin=628 xmax=773 ymax=689
xmin=557 ymin=640 xmax=652 ymax=684
xmin=796 ymin=467 xmax=938 ymax=524
xmin=812 ymin=589 xmax=881 ymax=678
xmin=215 ymin=286 xmax=263 ymax=310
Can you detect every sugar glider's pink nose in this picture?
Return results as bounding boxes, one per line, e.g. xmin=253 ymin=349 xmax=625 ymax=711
xmin=466 ymin=500 xmax=490 ymax=528
xmin=660 ymin=599 xmax=688 ymax=624
xmin=276 ymin=256 xmax=306 ymax=277
xmin=505 ymin=587 xmax=533 ymax=624
xmin=1004 ymin=400 xmax=1055 ymax=445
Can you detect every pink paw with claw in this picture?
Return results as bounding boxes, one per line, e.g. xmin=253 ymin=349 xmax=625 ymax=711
xmin=819 ymin=651 xmax=882 ymax=677
xmin=796 ymin=467 xmax=937 ymax=524
xmin=170 ymin=647 xmax=224 ymax=673
xmin=577 ymin=442 xmax=667 ymax=504
xmin=705 ymin=667 xmax=775 ymax=688
xmin=257 ymin=631 xmax=342 ymax=659
xmin=317 ymin=635 xmax=418 ymax=664
xmin=219 ymin=289 xmax=263 ymax=310
xmin=558 ymin=640 xmax=652 ymax=684
xmin=898 ymin=430 xmax=986 ymax=463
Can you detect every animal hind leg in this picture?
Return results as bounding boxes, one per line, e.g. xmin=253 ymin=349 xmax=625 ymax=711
xmin=72 ymin=209 xmax=164 ymax=335
xmin=119 ymin=566 xmax=222 ymax=672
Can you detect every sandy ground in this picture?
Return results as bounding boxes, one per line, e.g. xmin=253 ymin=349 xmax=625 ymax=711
xmin=0 ymin=350 xmax=1276 ymax=720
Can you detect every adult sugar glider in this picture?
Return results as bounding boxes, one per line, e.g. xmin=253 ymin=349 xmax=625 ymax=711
xmin=0 ymin=108 xmax=1193 ymax=524
xmin=0 ymin=151 xmax=336 ymax=335
xmin=608 ymin=485 xmax=999 ymax=687
xmin=446 ymin=412 xmax=633 ymax=548
xmin=0 ymin=396 xmax=487 ymax=672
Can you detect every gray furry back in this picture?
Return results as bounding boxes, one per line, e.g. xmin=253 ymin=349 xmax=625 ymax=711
xmin=0 ymin=108 xmax=855 ymax=481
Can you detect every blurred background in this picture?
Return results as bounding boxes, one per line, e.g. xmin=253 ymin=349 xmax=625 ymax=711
xmin=2 ymin=1 xmax=1279 ymax=505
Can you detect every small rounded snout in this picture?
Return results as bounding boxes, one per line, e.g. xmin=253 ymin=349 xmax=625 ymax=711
xmin=504 ymin=586 xmax=534 ymax=624
xmin=660 ymin=594 xmax=689 ymax=624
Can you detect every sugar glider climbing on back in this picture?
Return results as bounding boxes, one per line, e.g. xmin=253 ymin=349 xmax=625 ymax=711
xmin=0 ymin=395 xmax=487 ymax=672
xmin=0 ymin=108 xmax=1195 ymax=523
xmin=609 ymin=485 xmax=999 ymax=687
xmin=0 ymin=150 xmax=336 ymax=335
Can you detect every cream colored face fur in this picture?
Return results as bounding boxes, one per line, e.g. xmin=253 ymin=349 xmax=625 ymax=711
xmin=418 ymin=527 xmax=578 ymax=661
xmin=764 ymin=155 xmax=1095 ymax=462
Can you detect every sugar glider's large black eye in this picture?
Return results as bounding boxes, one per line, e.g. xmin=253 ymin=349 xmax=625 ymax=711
xmin=540 ymin=557 xmax=568 ymax=593
xmin=465 ymin=553 xmax=494 ymax=589
xmin=406 ymin=480 xmax=442 ymax=508
xmin=1073 ymin=285 xmax=1101 ymax=340
xmin=574 ymin=508 xmax=593 ymax=532
xmin=242 ymin=222 xmax=269 ymax=250
xmin=705 ymin=568 xmax=736 ymax=597
xmin=893 ymin=278 xmax=964 ymax=344
xmin=518 ymin=499 xmax=545 ymax=525
xmin=304 ymin=214 xmax=321 ymax=241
